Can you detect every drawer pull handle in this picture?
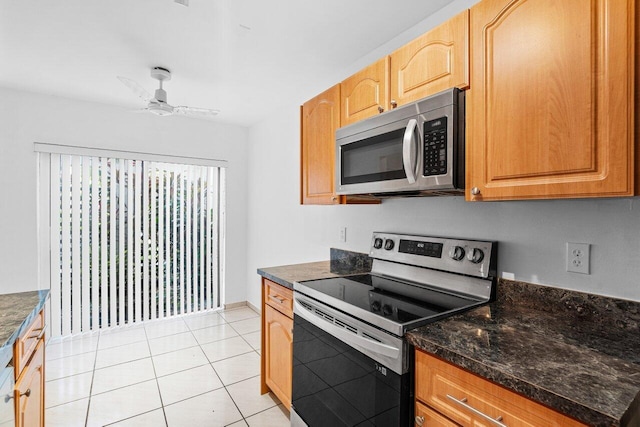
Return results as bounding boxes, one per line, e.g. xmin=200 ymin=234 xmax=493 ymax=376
xmin=28 ymin=328 xmax=45 ymax=340
xmin=20 ymin=389 xmax=31 ymax=398
xmin=446 ymin=394 xmax=507 ymax=427
xmin=268 ymin=295 xmax=285 ymax=304
xmin=415 ymin=415 xmax=424 ymax=426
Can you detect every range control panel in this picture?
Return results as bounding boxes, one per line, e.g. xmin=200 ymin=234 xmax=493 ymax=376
xmin=370 ymin=232 xmax=496 ymax=279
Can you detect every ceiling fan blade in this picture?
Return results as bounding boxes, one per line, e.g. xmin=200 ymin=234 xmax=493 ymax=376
xmin=174 ymin=106 xmax=220 ymax=118
xmin=117 ymin=76 xmax=153 ymax=103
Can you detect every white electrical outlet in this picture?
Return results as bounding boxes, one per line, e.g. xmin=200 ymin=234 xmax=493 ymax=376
xmin=339 ymin=227 xmax=347 ymax=243
xmin=566 ymin=242 xmax=590 ymax=274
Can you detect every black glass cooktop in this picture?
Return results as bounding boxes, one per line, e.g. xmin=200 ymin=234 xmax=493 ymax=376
xmin=296 ymin=274 xmax=481 ymax=332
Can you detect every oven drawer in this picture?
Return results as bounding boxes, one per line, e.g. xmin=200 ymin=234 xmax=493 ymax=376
xmin=264 ymin=279 xmax=293 ymax=318
xmin=13 ymin=309 xmax=45 ymax=378
xmin=415 ymin=350 xmax=586 ymax=427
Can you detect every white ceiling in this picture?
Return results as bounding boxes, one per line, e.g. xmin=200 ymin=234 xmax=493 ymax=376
xmin=0 ymin=0 xmax=454 ymax=126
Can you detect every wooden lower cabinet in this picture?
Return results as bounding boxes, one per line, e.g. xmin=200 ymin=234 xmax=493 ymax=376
xmin=14 ymin=331 xmax=45 ymax=427
xmin=415 ymin=349 xmax=587 ymax=427
xmin=12 ymin=308 xmax=46 ymax=427
xmin=260 ymin=278 xmax=293 ymax=410
xmin=263 ymin=305 xmax=293 ymax=409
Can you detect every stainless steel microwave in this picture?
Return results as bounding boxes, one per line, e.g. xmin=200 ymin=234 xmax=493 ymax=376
xmin=335 ymin=88 xmax=465 ymax=197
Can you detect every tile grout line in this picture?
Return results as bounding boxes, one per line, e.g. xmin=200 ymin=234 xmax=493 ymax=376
xmin=142 ymin=321 xmax=170 ymax=427
xmin=216 ymin=316 xmax=250 ymax=427
xmin=84 ymin=330 xmax=101 ymax=427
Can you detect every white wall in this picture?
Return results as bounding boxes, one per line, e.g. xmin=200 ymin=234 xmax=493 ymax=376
xmin=245 ymin=0 xmax=640 ymax=307
xmin=0 ymin=87 xmax=249 ymax=305
xmin=246 ymin=106 xmax=640 ymax=306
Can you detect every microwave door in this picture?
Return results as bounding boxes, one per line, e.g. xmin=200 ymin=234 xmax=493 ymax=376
xmin=339 ymin=127 xmax=407 ymax=189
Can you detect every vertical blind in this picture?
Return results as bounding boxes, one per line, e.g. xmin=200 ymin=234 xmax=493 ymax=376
xmin=48 ymin=153 xmax=224 ymax=337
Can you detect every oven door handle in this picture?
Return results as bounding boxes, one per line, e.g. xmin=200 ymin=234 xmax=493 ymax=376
xmin=294 ymin=300 xmax=400 ymax=359
xmin=402 ymin=118 xmax=418 ymax=184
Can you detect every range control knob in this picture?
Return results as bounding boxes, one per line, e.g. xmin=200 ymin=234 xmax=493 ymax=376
xmin=371 ymin=301 xmax=381 ymax=311
xmin=449 ymin=246 xmax=466 ymax=261
xmin=467 ymin=248 xmax=485 ymax=264
xmin=384 ymin=239 xmax=395 ymax=251
xmin=373 ymin=238 xmax=383 ymax=249
xmin=382 ymin=304 xmax=393 ymax=316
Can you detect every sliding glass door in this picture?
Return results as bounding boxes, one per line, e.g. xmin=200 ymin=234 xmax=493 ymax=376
xmin=38 ymin=147 xmax=226 ymax=337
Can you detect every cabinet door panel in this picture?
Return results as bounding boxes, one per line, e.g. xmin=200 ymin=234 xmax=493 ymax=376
xmin=466 ymin=0 xmax=634 ymax=200
xmin=264 ymin=305 xmax=293 ymax=410
xmin=341 ymin=57 xmax=390 ymax=126
xmin=300 ymin=85 xmax=341 ymax=205
xmin=391 ymin=10 xmax=469 ymax=107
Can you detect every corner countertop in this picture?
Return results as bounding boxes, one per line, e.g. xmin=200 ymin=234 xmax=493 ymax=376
xmin=0 ymin=290 xmax=49 ymax=368
xmin=257 ymin=261 xmax=339 ymax=289
xmin=406 ymin=280 xmax=640 ymax=427
xmin=257 ymin=248 xmax=374 ymax=290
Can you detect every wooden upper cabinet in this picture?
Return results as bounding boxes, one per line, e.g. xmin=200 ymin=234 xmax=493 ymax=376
xmin=300 ymin=84 xmax=341 ymax=205
xmin=341 ymin=57 xmax=390 ymax=126
xmin=390 ymin=10 xmax=469 ymax=108
xmin=466 ymin=0 xmax=635 ymax=201
xmin=300 ymin=85 xmax=380 ymax=205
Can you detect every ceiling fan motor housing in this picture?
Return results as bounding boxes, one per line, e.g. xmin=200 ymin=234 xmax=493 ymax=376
xmin=154 ymin=88 xmax=168 ymax=103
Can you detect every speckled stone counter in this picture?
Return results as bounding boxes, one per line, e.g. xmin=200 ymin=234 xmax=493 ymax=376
xmin=0 ymin=290 xmax=49 ymax=368
xmin=257 ymin=248 xmax=372 ymax=289
xmin=406 ymin=279 xmax=640 ymax=427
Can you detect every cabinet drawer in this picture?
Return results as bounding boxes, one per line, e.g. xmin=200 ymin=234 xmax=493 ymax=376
xmin=13 ymin=309 xmax=45 ymax=378
xmin=415 ymin=401 xmax=460 ymax=427
xmin=264 ymin=279 xmax=293 ymax=318
xmin=415 ymin=350 xmax=586 ymax=427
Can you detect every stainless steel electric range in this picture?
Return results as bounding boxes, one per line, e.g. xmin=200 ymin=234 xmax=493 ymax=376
xmin=290 ymin=232 xmax=497 ymax=427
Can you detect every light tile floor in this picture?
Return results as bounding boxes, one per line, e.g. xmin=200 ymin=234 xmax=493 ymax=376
xmin=44 ymin=307 xmax=290 ymax=427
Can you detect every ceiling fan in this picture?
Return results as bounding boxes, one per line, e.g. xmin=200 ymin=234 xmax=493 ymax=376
xmin=117 ymin=67 xmax=219 ymax=118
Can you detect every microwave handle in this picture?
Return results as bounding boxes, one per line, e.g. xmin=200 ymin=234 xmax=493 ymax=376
xmin=402 ymin=119 xmax=418 ymax=184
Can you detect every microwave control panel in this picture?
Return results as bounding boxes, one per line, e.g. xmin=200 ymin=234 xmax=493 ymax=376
xmin=423 ymin=117 xmax=447 ymax=176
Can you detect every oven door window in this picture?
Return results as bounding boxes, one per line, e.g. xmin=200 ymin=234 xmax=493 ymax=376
xmin=292 ymin=315 xmax=410 ymax=426
xmin=341 ymin=128 xmax=407 ymax=185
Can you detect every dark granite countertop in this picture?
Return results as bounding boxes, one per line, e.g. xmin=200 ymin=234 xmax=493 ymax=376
xmin=257 ymin=248 xmax=373 ymax=289
xmin=406 ymin=279 xmax=640 ymax=427
xmin=0 ymin=290 xmax=49 ymax=368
